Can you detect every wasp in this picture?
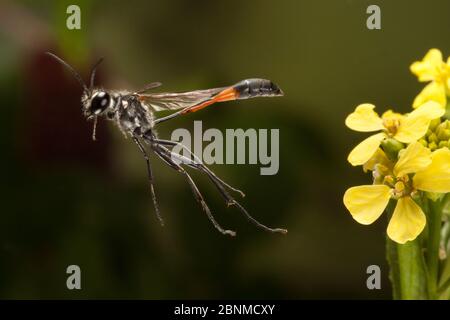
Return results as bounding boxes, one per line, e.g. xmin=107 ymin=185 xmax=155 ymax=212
xmin=46 ymin=52 xmax=287 ymax=237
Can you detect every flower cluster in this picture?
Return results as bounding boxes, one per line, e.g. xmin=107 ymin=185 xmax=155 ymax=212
xmin=343 ymin=49 xmax=450 ymax=244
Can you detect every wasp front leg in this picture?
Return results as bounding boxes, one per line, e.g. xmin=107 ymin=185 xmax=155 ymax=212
xmin=132 ymin=136 xmax=164 ymax=226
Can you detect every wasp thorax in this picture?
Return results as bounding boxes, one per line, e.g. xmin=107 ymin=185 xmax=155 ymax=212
xmin=88 ymin=91 xmax=111 ymax=116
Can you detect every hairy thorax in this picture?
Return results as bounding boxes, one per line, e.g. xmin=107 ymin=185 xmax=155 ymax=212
xmin=107 ymin=92 xmax=155 ymax=137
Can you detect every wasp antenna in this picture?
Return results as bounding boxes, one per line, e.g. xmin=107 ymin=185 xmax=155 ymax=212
xmin=89 ymin=57 xmax=104 ymax=90
xmin=45 ymin=52 xmax=88 ymax=92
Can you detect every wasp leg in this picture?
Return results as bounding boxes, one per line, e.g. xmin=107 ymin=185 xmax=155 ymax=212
xmin=152 ymin=144 xmax=236 ymax=237
xmin=153 ymin=138 xmax=245 ymax=198
xmin=132 ymin=136 xmax=164 ymax=226
xmin=155 ymin=142 xmax=287 ymax=235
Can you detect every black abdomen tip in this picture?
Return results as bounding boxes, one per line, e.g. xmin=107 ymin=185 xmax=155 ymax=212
xmin=267 ymin=80 xmax=284 ymax=96
xmin=233 ymin=79 xmax=284 ymax=99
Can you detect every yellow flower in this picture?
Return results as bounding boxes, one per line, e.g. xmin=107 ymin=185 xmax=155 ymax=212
xmin=345 ymin=101 xmax=444 ymax=166
xmin=343 ymin=143 xmax=450 ymax=244
xmin=410 ymin=49 xmax=450 ymax=108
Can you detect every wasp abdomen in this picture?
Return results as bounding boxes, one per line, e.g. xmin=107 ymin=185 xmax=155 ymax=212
xmin=233 ymin=79 xmax=283 ymax=99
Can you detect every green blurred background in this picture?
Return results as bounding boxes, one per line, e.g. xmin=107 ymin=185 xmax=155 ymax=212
xmin=0 ymin=0 xmax=449 ymax=299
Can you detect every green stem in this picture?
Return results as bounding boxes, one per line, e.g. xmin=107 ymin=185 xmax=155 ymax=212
xmin=386 ymin=237 xmax=401 ymax=299
xmin=426 ymin=198 xmax=443 ymax=299
xmin=386 ymin=202 xmax=401 ymax=299
xmin=386 ymin=199 xmax=428 ymax=299
xmin=438 ymin=277 xmax=450 ymax=299
xmin=397 ymin=238 xmax=428 ymax=299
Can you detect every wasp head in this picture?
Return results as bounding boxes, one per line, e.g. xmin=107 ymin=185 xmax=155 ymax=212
xmin=83 ymin=90 xmax=112 ymax=120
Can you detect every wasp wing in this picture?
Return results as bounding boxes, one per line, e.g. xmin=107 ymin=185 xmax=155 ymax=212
xmin=139 ymin=78 xmax=283 ymax=114
xmin=139 ymin=87 xmax=225 ymax=112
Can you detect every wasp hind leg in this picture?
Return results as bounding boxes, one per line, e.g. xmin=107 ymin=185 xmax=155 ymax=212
xmin=154 ymin=141 xmax=287 ymax=235
xmin=132 ymin=136 xmax=164 ymax=226
xmin=152 ymin=144 xmax=236 ymax=237
xmin=153 ymin=138 xmax=245 ymax=198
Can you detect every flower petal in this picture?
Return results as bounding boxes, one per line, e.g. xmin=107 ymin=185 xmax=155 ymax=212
xmin=411 ymin=100 xmax=446 ymax=119
xmin=394 ymin=142 xmax=431 ymax=177
xmin=413 ymin=148 xmax=450 ymax=193
xmin=347 ymin=132 xmax=386 ymax=166
xmin=394 ymin=118 xmax=429 ymax=143
xmin=395 ymin=101 xmax=444 ymax=143
xmin=410 ymin=49 xmax=444 ymax=82
xmin=343 ymin=185 xmax=391 ymax=225
xmin=345 ymin=104 xmax=384 ymax=132
xmin=412 ymin=82 xmax=447 ymax=109
xmin=363 ymin=148 xmax=393 ymax=172
xmin=387 ymin=197 xmax=426 ymax=244
xmin=381 ymin=109 xmax=403 ymax=121
xmin=446 ymin=56 xmax=450 ymax=89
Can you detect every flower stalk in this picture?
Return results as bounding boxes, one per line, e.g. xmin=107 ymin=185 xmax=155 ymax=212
xmin=426 ymin=197 xmax=443 ymax=298
xmin=397 ymin=237 xmax=428 ymax=299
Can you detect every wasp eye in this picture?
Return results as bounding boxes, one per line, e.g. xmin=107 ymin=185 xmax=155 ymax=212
xmin=90 ymin=92 xmax=110 ymax=114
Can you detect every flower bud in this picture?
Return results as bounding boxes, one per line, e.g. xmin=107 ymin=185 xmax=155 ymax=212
xmin=438 ymin=141 xmax=448 ymax=148
xmin=418 ymin=138 xmax=428 ymax=147
xmin=429 ymin=118 xmax=441 ymax=131
xmin=438 ymin=128 xmax=450 ymax=141
xmin=428 ymin=133 xmax=438 ymax=143
xmin=429 ymin=141 xmax=438 ymax=151
xmin=381 ymin=138 xmax=404 ymax=161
